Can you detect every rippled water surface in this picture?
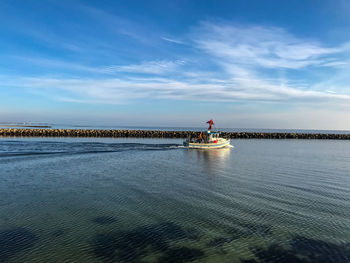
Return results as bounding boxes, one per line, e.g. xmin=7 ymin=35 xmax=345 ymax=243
xmin=0 ymin=137 xmax=350 ymax=262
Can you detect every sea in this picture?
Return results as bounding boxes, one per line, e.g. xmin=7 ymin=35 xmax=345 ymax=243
xmin=0 ymin=136 xmax=350 ymax=262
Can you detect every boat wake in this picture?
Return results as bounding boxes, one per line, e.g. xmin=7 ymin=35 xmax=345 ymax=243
xmin=0 ymin=141 xmax=184 ymax=158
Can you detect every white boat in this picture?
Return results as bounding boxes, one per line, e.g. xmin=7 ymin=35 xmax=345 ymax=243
xmin=183 ymin=120 xmax=232 ymax=149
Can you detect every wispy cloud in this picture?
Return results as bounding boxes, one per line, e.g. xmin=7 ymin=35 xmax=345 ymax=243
xmin=2 ymin=21 xmax=350 ymax=106
xmin=11 ymin=56 xmax=186 ymax=76
xmin=161 ymin=36 xmax=185 ymax=45
xmin=78 ymin=4 xmax=163 ymax=46
xmin=102 ymin=60 xmax=186 ymax=74
xmin=2 ymin=73 xmax=350 ymax=106
xmin=193 ymin=22 xmax=350 ymax=69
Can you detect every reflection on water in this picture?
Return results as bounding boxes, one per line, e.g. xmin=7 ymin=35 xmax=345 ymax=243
xmin=196 ymin=147 xmax=232 ymax=161
xmin=0 ymin=138 xmax=350 ymax=262
xmin=186 ymin=147 xmax=232 ymax=172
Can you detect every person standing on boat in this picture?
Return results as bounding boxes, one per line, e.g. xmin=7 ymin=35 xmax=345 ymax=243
xmin=207 ymin=119 xmax=214 ymax=130
xmin=198 ymin=132 xmax=202 ymax=142
xmin=203 ymin=133 xmax=207 ymax=143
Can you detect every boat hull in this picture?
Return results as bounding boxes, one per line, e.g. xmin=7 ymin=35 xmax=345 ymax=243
xmin=184 ymin=139 xmax=231 ymax=149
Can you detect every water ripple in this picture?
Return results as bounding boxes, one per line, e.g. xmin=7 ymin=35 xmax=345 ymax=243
xmin=1 ymin=139 xmax=350 ymax=262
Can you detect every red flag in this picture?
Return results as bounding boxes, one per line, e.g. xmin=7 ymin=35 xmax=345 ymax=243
xmin=206 ymin=119 xmax=214 ymax=130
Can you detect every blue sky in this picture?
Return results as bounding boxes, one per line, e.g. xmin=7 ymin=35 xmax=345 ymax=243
xmin=1 ymin=0 xmax=350 ymax=129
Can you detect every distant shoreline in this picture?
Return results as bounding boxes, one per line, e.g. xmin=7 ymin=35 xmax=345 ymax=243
xmin=0 ymin=125 xmax=52 ymax=128
xmin=0 ymin=128 xmax=350 ymax=140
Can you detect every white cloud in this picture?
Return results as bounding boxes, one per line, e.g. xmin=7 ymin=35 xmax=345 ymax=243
xmin=193 ymin=22 xmax=350 ymax=69
xmin=3 ymin=22 xmax=350 ymax=107
xmin=11 ymin=56 xmax=187 ymax=76
xmin=161 ymin=37 xmax=185 ymax=44
xmin=102 ymin=60 xmax=186 ymax=74
xmin=2 ymin=72 xmax=350 ymax=106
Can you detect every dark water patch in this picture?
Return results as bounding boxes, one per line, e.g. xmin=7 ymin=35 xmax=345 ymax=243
xmin=238 ymin=222 xmax=272 ymax=236
xmin=247 ymin=244 xmax=307 ymax=263
xmin=206 ymin=222 xmax=273 ymax=249
xmin=240 ymin=259 xmax=260 ymax=263
xmin=91 ymin=222 xmax=196 ymax=262
xmin=241 ymin=236 xmax=350 ymax=263
xmin=92 ymin=216 xmax=117 ymax=225
xmin=158 ymin=246 xmax=204 ymax=263
xmin=290 ymin=236 xmax=350 ymax=263
xmin=226 ymin=228 xmax=250 ymax=240
xmin=227 ymin=222 xmax=272 ymax=240
xmin=51 ymin=229 xmax=67 ymax=238
xmin=182 ymin=227 xmax=201 ymax=241
xmin=207 ymin=237 xmax=232 ymax=247
xmin=0 ymin=227 xmax=38 ymax=262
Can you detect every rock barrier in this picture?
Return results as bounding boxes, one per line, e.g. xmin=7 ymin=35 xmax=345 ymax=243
xmin=0 ymin=128 xmax=349 ymax=140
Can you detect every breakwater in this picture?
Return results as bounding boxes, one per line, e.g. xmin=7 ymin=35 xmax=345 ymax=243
xmin=0 ymin=128 xmax=350 ymax=139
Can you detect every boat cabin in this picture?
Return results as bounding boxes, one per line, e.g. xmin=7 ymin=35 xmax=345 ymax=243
xmin=188 ymin=130 xmax=221 ymax=143
xmin=206 ymin=130 xmax=220 ymax=142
